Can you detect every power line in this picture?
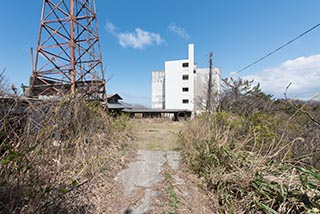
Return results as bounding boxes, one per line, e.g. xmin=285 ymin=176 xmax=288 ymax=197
xmin=231 ymin=22 xmax=320 ymax=76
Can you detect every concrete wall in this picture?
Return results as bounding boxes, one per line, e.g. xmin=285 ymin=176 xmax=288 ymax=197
xmin=165 ymin=44 xmax=195 ymax=111
xmin=152 ymin=71 xmax=165 ymax=109
xmin=188 ymin=44 xmax=195 ymax=112
xmin=194 ymin=67 xmax=221 ymax=114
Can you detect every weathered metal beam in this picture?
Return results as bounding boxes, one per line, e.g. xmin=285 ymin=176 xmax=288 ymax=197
xmin=30 ymin=0 xmax=106 ymax=100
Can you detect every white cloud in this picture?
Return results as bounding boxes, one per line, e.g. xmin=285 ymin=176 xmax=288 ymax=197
xmin=105 ymin=21 xmax=117 ymax=35
xmin=168 ymin=23 xmax=190 ymax=40
xmin=118 ymin=28 xmax=164 ymax=49
xmin=242 ymin=55 xmax=320 ymax=100
xmin=105 ymin=21 xmax=165 ymax=49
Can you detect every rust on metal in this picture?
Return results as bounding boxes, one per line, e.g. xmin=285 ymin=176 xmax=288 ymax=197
xmin=30 ymin=0 xmax=106 ymax=100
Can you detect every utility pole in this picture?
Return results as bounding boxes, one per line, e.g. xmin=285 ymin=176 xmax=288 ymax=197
xmin=206 ymin=52 xmax=213 ymax=112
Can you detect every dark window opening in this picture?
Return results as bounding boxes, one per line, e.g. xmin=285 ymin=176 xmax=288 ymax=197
xmin=182 ymin=87 xmax=189 ymax=92
xmin=182 ymin=75 xmax=189 ymax=80
xmin=182 ymin=62 xmax=189 ymax=68
xmin=182 ymin=99 xmax=189 ymax=104
xmin=193 ymin=70 xmax=196 ymax=74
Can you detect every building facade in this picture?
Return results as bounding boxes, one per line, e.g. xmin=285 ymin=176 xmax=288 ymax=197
xmin=152 ymin=44 xmax=220 ymax=114
xmin=151 ymin=71 xmax=165 ymax=109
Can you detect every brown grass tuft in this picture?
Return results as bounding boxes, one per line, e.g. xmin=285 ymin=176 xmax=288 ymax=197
xmin=0 ymin=97 xmax=133 ymax=213
xmin=179 ymin=112 xmax=320 ymax=213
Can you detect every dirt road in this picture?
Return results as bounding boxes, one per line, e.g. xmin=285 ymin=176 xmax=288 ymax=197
xmin=115 ymin=119 xmax=214 ymax=214
xmin=89 ymin=119 xmax=214 ymax=213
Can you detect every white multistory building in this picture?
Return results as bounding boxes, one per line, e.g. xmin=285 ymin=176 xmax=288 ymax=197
xmin=152 ymin=44 xmax=221 ymax=115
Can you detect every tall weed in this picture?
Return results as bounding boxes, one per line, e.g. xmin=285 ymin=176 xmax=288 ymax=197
xmin=0 ymin=97 xmax=133 ymax=213
xmin=180 ymin=112 xmax=320 ymax=213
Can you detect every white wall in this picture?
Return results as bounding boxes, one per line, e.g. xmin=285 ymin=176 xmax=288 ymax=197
xmin=188 ymin=44 xmax=195 ymax=112
xmin=152 ymin=43 xmax=221 ymax=113
xmin=194 ymin=67 xmax=221 ymax=114
xmin=165 ymin=44 xmax=195 ymax=111
xmin=152 ymin=71 xmax=165 ymax=109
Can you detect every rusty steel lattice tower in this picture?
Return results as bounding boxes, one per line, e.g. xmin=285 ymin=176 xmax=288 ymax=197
xmin=30 ymin=0 xmax=106 ymax=100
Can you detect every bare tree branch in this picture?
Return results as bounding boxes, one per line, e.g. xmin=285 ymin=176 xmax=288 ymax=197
xmin=285 ymin=83 xmax=320 ymax=126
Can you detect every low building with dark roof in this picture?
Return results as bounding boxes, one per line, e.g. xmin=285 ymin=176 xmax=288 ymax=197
xmin=106 ymin=93 xmax=191 ymax=120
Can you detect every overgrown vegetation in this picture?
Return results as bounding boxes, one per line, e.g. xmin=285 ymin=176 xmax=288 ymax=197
xmin=0 ymin=96 xmax=133 ymax=213
xmin=180 ymin=78 xmax=320 ymax=213
xmin=164 ymin=171 xmax=179 ymax=214
xmin=0 ymin=69 xmax=11 ymax=96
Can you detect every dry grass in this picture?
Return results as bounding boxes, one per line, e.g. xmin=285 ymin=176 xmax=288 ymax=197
xmin=150 ymin=157 xmax=216 ymax=214
xmin=180 ymin=77 xmax=320 ymax=213
xmin=179 ymin=112 xmax=320 ymax=213
xmin=132 ymin=118 xmax=184 ymax=151
xmin=0 ymin=97 xmax=133 ymax=213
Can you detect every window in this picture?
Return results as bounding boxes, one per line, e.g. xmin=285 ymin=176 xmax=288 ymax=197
xmin=182 ymin=87 xmax=189 ymax=92
xmin=193 ymin=70 xmax=196 ymax=74
xmin=182 ymin=99 xmax=189 ymax=104
xmin=182 ymin=74 xmax=189 ymax=80
xmin=182 ymin=62 xmax=189 ymax=68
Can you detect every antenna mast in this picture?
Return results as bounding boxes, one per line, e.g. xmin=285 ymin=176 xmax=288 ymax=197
xmin=30 ymin=0 xmax=106 ymax=100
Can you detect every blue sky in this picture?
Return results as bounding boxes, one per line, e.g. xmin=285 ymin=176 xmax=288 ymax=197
xmin=0 ymin=0 xmax=320 ymax=105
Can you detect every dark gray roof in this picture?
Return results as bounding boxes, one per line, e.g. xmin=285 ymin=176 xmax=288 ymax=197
xmin=107 ymin=94 xmax=123 ymax=100
xmin=107 ymin=101 xmax=133 ymax=109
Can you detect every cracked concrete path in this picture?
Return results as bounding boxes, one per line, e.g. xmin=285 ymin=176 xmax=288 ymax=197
xmin=116 ymin=150 xmax=166 ymax=197
xmin=84 ymin=120 xmax=215 ymax=213
xmin=111 ymin=119 xmax=214 ymax=214
xmin=116 ymin=150 xmax=181 ymax=213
